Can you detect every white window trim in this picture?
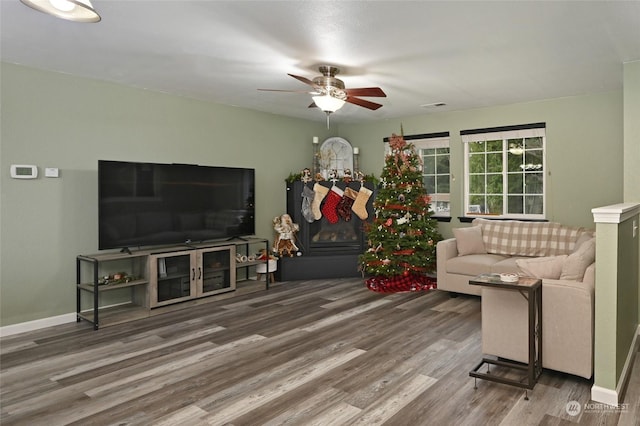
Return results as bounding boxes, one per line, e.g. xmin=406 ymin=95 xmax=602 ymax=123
xmin=414 ymin=136 xmax=451 ymax=218
xmin=462 ymin=127 xmax=546 ymax=220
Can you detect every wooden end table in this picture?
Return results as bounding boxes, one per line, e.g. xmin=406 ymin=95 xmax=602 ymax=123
xmin=468 ymin=273 xmax=542 ymax=400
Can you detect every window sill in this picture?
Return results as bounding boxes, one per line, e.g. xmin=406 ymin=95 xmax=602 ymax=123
xmin=458 ymin=216 xmax=548 ymax=223
xmin=433 ymin=216 xmax=452 ymax=222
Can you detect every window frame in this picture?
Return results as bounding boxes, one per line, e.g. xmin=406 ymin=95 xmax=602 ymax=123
xmin=384 ymin=132 xmax=451 ymax=218
xmin=461 ymin=124 xmax=546 ymax=220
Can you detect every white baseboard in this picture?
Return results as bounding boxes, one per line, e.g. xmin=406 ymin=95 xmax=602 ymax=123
xmin=591 ymin=324 xmax=640 ymax=405
xmin=591 ymin=385 xmax=620 ymax=406
xmin=0 ymin=312 xmax=76 ymax=337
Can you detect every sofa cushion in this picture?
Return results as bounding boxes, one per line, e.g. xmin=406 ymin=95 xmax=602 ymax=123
xmin=453 ymin=226 xmax=486 ymax=255
xmin=446 ymin=254 xmax=508 ymax=276
xmin=516 ymin=255 xmax=568 ymax=279
xmin=573 ymin=231 xmax=595 ymax=252
xmin=560 ymin=237 xmax=595 ymax=281
xmin=490 ymin=256 xmax=528 ymax=274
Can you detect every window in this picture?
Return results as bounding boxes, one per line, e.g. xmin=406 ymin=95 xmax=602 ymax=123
xmin=461 ymin=123 xmax=545 ymax=219
xmin=388 ymin=132 xmax=451 ymax=217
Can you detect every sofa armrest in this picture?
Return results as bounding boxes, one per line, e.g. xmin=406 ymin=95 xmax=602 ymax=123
xmin=437 ymin=238 xmax=458 ymax=262
xmin=436 ymin=238 xmax=458 ymax=288
xmin=581 ymin=262 xmax=595 ymax=291
xmin=541 ymin=277 xmax=594 ymax=378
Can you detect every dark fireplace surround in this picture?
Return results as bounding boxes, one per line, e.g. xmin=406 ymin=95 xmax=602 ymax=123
xmin=279 ymin=180 xmax=375 ymax=280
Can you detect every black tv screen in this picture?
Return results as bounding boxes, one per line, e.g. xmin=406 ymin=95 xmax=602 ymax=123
xmin=98 ymin=160 xmax=255 ymax=250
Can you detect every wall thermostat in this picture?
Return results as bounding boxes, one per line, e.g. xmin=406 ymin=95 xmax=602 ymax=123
xmin=10 ymin=165 xmax=38 ymax=179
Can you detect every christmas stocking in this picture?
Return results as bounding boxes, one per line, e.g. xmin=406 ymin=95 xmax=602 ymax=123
xmin=301 ymin=185 xmax=315 ymax=223
xmin=311 ymin=183 xmax=330 ymax=220
xmin=337 ymin=187 xmax=358 ymax=221
xmin=351 ymin=186 xmax=373 ymax=220
xmin=321 ymin=186 xmax=344 ymax=224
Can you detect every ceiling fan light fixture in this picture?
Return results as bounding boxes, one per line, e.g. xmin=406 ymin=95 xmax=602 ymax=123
xmin=20 ymin=0 xmax=101 ymax=23
xmin=312 ymin=95 xmax=345 ymax=113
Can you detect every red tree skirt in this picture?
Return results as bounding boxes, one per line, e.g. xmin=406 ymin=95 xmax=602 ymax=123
xmin=365 ymin=274 xmax=437 ymax=293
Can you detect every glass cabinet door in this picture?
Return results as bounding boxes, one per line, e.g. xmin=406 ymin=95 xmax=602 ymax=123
xmin=198 ymin=246 xmax=236 ymax=296
xmin=150 ymin=250 xmax=197 ymax=307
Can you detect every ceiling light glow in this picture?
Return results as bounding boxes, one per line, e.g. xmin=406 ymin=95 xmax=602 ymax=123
xmin=49 ymin=0 xmax=74 ymax=12
xmin=20 ymin=0 xmax=101 ymax=22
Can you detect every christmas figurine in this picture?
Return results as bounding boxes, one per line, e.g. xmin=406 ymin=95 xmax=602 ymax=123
xmin=272 ymin=214 xmax=300 ymax=257
xmin=301 ymin=168 xmax=312 ymax=183
xmin=342 ymin=169 xmax=353 ymax=183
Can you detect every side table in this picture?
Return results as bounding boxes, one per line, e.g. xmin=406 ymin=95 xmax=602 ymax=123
xmin=468 ymin=273 xmax=542 ymax=400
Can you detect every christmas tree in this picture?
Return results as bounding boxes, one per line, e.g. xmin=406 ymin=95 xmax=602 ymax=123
xmin=360 ymin=133 xmax=442 ymax=292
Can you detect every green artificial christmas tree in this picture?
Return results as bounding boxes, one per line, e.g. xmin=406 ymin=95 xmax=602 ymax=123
xmin=360 ymin=133 xmax=442 ymax=292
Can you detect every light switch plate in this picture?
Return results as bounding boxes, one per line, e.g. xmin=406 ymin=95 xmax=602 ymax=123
xmin=45 ymin=167 xmax=59 ymax=178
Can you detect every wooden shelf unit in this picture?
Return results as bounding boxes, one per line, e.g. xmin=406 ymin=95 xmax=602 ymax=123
xmin=76 ymin=237 xmax=270 ymax=329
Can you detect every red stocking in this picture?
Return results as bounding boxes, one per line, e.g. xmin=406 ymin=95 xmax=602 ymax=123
xmin=321 ymin=186 xmax=343 ymax=224
xmin=337 ymin=187 xmax=358 ymax=221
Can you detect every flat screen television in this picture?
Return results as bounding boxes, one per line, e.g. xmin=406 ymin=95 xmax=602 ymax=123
xmin=98 ymin=160 xmax=255 ymax=250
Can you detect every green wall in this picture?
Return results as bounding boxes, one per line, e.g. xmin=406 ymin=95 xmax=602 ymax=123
xmin=592 ymin=207 xmax=640 ymax=395
xmin=338 ymin=92 xmax=624 ymax=238
xmin=0 ymin=62 xmax=330 ymax=326
xmin=593 ymin=222 xmax=619 ymax=390
xmin=617 ymin=218 xmax=639 ymax=381
xmin=0 ymin=61 xmax=629 ymax=328
xmin=624 ymin=61 xmax=640 ymax=203
xmin=623 ymin=61 xmax=640 ymax=325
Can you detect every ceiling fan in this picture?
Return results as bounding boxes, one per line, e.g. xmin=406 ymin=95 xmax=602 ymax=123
xmin=259 ymin=66 xmax=386 ymax=123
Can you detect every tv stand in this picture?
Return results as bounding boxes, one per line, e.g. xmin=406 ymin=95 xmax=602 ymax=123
xmin=226 ymin=235 xmax=250 ymax=242
xmin=120 ymin=247 xmax=132 ymax=255
xmin=76 ymin=237 xmax=270 ymax=329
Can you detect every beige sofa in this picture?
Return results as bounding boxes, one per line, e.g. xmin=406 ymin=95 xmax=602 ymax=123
xmin=437 ymin=218 xmax=595 ymax=379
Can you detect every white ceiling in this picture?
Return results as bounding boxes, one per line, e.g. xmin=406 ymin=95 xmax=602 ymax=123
xmin=2 ymin=1 xmax=639 ymax=125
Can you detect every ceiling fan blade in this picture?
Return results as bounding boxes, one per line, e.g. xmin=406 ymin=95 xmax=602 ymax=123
xmin=346 ymin=96 xmax=383 ymax=110
xmin=257 ymin=88 xmax=315 ymax=93
xmin=288 ymin=73 xmax=318 ymax=87
xmin=344 ymin=87 xmax=387 ymax=97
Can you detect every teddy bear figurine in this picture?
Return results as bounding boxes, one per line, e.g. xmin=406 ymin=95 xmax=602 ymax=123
xmin=301 ymin=168 xmax=312 ymax=183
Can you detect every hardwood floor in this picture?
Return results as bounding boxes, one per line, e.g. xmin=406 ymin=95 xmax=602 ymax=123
xmin=1 ymin=278 xmax=638 ymax=425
